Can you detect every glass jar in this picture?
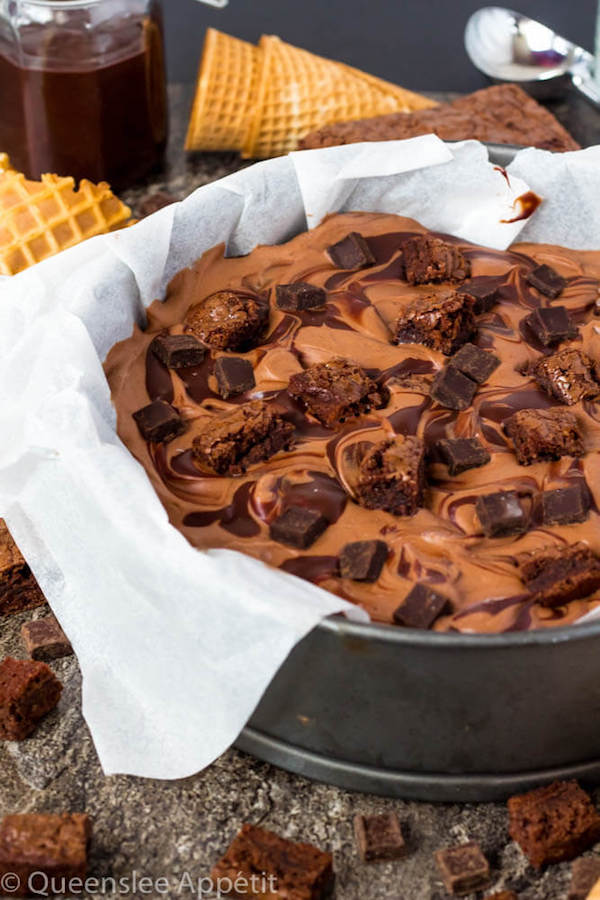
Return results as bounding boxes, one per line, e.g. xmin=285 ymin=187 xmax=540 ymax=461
xmin=0 ymin=0 xmax=168 ymax=188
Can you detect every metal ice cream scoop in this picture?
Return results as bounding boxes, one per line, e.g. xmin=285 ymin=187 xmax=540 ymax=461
xmin=465 ymin=7 xmax=600 ymax=108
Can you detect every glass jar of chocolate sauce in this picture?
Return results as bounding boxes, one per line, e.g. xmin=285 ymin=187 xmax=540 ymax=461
xmin=0 ymin=0 xmax=167 ymax=188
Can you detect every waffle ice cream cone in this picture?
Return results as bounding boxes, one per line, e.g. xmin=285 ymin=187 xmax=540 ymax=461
xmin=0 ymin=171 xmax=131 ymax=276
xmin=185 ymin=28 xmax=260 ymax=152
xmin=340 ymin=63 xmax=437 ymax=111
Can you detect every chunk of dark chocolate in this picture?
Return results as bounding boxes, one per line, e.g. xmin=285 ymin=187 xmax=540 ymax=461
xmin=339 ymin=540 xmax=388 ymax=582
xmin=521 ymin=546 xmax=600 ymax=607
xmin=451 ymin=343 xmax=500 ymax=384
xmin=402 ymin=234 xmax=470 ymax=284
xmin=430 ymin=366 xmax=478 ymax=411
xmin=214 ymin=356 xmax=256 ymax=399
xmin=269 ymin=506 xmax=329 ymax=549
xmin=21 ymin=616 xmax=73 ymax=662
xmin=435 ymin=842 xmax=490 ymax=896
xmin=457 ymin=279 xmax=500 ymax=314
xmin=393 ymin=290 xmax=475 ymax=356
xmin=526 ymin=263 xmax=567 ymax=298
xmin=436 ymin=437 xmax=491 ymax=476
xmin=568 ymin=856 xmax=600 ymax=900
xmin=150 ymin=333 xmax=206 ymax=368
xmin=184 ymin=290 xmax=269 ymax=351
xmin=476 ymin=491 xmax=528 ymax=538
xmin=355 ymin=435 xmax=425 ymax=516
xmin=504 ymin=407 xmax=584 ymax=466
xmin=327 ymin=232 xmax=375 ymax=269
xmin=133 ymin=400 xmax=186 ymax=443
xmin=288 ymin=357 xmax=386 ymax=428
xmin=541 ymin=484 xmax=590 ymax=526
xmin=523 ymin=306 xmax=577 ymax=347
xmin=393 ymin=583 xmax=450 ymax=629
xmin=276 ymin=282 xmax=326 ymax=311
xmin=353 ymin=813 xmax=406 ymax=863
xmin=533 ymin=348 xmax=600 ymax=405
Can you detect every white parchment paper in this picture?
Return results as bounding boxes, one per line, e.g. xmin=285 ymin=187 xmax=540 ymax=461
xmin=0 ymin=136 xmax=598 ymax=779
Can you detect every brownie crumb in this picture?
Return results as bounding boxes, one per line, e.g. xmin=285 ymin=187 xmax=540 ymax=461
xmin=214 ymin=356 xmax=256 ymax=399
xmin=276 ymin=282 xmax=326 ymax=311
xmin=476 ymin=491 xmax=528 ymax=538
xmin=184 ymin=290 xmax=269 ymax=351
xmin=393 ymin=290 xmax=475 ymax=356
xmin=133 ymin=400 xmax=186 ymax=443
xmin=435 ymin=841 xmax=490 ymax=895
xmin=393 ymin=583 xmax=450 ymax=629
xmin=270 ymin=506 xmax=329 ymax=550
xmin=0 ymin=657 xmax=63 ymax=740
xmin=568 ymin=856 xmax=600 ymax=900
xmin=402 ymin=234 xmax=470 ymax=285
xmin=354 ymin=813 xmax=406 ymax=863
xmin=327 ymin=232 xmax=375 ymax=270
xmin=436 ymin=437 xmax=490 ymax=476
xmin=21 ymin=616 xmax=73 ymax=662
xmin=504 ymin=407 xmax=584 ymax=466
xmin=355 ymin=435 xmax=425 ymax=516
xmin=339 ymin=540 xmax=388 ymax=582
xmin=288 ymin=358 xmax=386 ymax=428
xmin=0 ymin=521 xmax=46 ymax=616
xmin=520 ymin=545 xmax=600 ymax=607
xmin=533 ymin=348 xmax=600 ymax=405
xmin=526 ymin=264 xmax=567 ymax=298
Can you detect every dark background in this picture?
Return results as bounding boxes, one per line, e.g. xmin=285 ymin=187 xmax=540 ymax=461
xmin=164 ymin=0 xmax=597 ymax=90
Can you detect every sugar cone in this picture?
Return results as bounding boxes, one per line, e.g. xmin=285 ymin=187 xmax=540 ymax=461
xmin=341 ymin=63 xmax=437 ymax=111
xmin=0 ymin=171 xmax=131 ymax=275
xmin=185 ymin=28 xmax=260 ymax=152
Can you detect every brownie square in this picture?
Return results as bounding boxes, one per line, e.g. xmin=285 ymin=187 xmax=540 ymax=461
xmin=504 ymin=407 xmax=584 ymax=466
xmin=353 ymin=813 xmax=406 ymax=862
xmin=568 ymin=856 xmax=600 ymax=900
xmin=0 ymin=813 xmax=90 ymax=898
xmin=211 ymin=823 xmax=334 ymax=900
xmin=0 ymin=657 xmax=63 ymax=740
xmin=435 ymin=841 xmax=490 ymax=895
xmin=288 ymin=358 xmax=386 ymax=428
xmin=393 ymin=290 xmax=475 ymax=356
xmin=402 ymin=235 xmax=470 ymax=284
xmin=21 ymin=616 xmax=73 ymax=662
xmin=184 ymin=290 xmax=269 ymax=351
xmin=533 ymin=348 xmax=600 ymax=405
xmin=521 ymin=545 xmax=600 ymax=607
xmin=508 ymin=781 xmax=600 ymax=868
xmin=193 ymin=401 xmax=294 ymax=476
xmin=355 ymin=436 xmax=425 ymax=516
xmin=0 ymin=520 xmax=46 ymax=616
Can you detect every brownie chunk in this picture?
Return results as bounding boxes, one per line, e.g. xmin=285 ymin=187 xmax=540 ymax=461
xmin=150 ymin=333 xmax=206 ymax=368
xmin=276 ymin=282 xmax=326 ymax=311
xmin=568 ymin=857 xmax=600 ymax=900
xmin=430 ymin=366 xmax=478 ymax=411
xmin=193 ymin=401 xmax=294 ymax=476
xmin=504 ymin=407 xmax=584 ymax=466
xmin=393 ymin=583 xmax=450 ymax=629
xmin=339 ymin=540 xmax=388 ymax=582
xmin=214 ymin=357 xmax=256 ymax=399
xmin=355 ymin=436 xmax=425 ymax=516
xmin=184 ymin=290 xmax=269 ymax=351
xmin=435 ymin=842 xmax=490 ymax=896
xmin=211 ymin=823 xmax=334 ymax=900
xmin=451 ymin=343 xmax=500 ymax=384
xmin=436 ymin=437 xmax=490 ymax=476
xmin=533 ymin=348 xmax=600 ymax=405
xmin=393 ymin=290 xmax=475 ymax=356
xmin=270 ymin=507 xmax=329 ymax=550
xmin=508 ymin=781 xmax=600 ymax=869
xmin=0 ymin=657 xmax=63 ymax=740
xmin=527 ymin=264 xmax=567 ymax=298
xmin=354 ymin=813 xmax=406 ymax=863
xmin=541 ymin=484 xmax=590 ymax=526
xmin=457 ymin=279 xmax=500 ymax=314
xmin=0 ymin=521 xmax=45 ymax=616
xmin=288 ymin=358 xmax=386 ymax=428
xmin=0 ymin=813 xmax=91 ymax=898
xmin=133 ymin=400 xmax=186 ymax=443
xmin=521 ymin=545 xmax=600 ymax=607
xmin=476 ymin=491 xmax=528 ymax=538
xmin=402 ymin=235 xmax=470 ymax=285
xmin=21 ymin=616 xmax=73 ymax=662
xmin=327 ymin=232 xmax=375 ymax=269
xmin=523 ymin=306 xmax=576 ymax=347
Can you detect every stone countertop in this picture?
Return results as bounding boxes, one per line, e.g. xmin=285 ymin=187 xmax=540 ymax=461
xmin=2 ymin=85 xmax=600 ymax=900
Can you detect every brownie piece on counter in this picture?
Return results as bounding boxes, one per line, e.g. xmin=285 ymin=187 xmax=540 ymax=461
xmin=533 ymin=348 xmax=600 ymax=405
xmin=541 ymin=484 xmax=590 ymax=526
xmin=211 ymin=823 xmax=334 ymax=900
xmin=393 ymin=583 xmax=450 ymax=629
xmin=568 ymin=856 xmax=600 ymax=900
xmin=0 ymin=657 xmax=63 ymax=740
xmin=270 ymin=507 xmax=329 ymax=550
xmin=184 ymin=290 xmax=269 ymax=351
xmin=0 ymin=813 xmax=90 ymax=897
xmin=21 ymin=616 xmax=73 ymax=662
xmin=354 ymin=813 xmax=406 ymax=862
xmin=327 ymin=232 xmax=375 ymax=270
xmin=508 ymin=781 xmax=600 ymax=868
xmin=402 ymin=235 xmax=470 ymax=285
xmin=526 ymin=264 xmax=567 ymax=299
xmin=193 ymin=401 xmax=294 ymax=476
xmin=520 ymin=545 xmax=600 ymax=607
xmin=0 ymin=520 xmax=46 ymax=616
xmin=393 ymin=290 xmax=475 ymax=356
xmin=288 ymin=357 xmax=386 ymax=427
xmin=476 ymin=491 xmax=528 ymax=538
xmin=504 ymin=407 xmax=584 ymax=466
xmin=355 ymin=436 xmax=425 ymax=516
xmin=436 ymin=437 xmax=490 ymax=476
xmin=339 ymin=540 xmax=388 ymax=582
xmin=435 ymin=841 xmax=490 ymax=895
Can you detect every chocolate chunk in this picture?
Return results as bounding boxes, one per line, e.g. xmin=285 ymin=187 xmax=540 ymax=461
xmin=430 ymin=366 xmax=478 ymax=411
xmin=457 ymin=279 xmax=500 ymax=314
xmin=327 ymin=232 xmax=375 ymax=269
xmin=393 ymin=583 xmax=450 ymax=629
xmin=435 ymin=842 xmax=490 ymax=895
xmin=451 ymin=342 xmax=500 ymax=384
xmin=504 ymin=407 xmax=584 ymax=466
xmin=541 ymin=484 xmax=590 ymax=526
xmin=0 ymin=657 xmax=63 ymax=740
xmin=184 ymin=290 xmax=269 ymax=351
xmin=270 ymin=506 xmax=329 ymax=549
xmin=21 ymin=616 xmax=73 ymax=662
xmin=402 ymin=234 xmax=471 ymax=284
xmin=568 ymin=856 xmax=600 ymax=900
xmin=0 ymin=520 xmax=46 ymax=616
xmin=150 ymin=333 xmax=206 ymax=368
xmin=393 ymin=290 xmax=475 ymax=356
xmin=436 ymin=437 xmax=491 ymax=476
xmin=133 ymin=400 xmax=186 ymax=443
xmin=526 ymin=263 xmax=567 ymax=298
xmin=523 ymin=306 xmax=577 ymax=347
xmin=138 ymin=190 xmax=176 ymax=217
xmin=353 ymin=813 xmax=406 ymax=863
xmin=339 ymin=540 xmax=388 ymax=582
xmin=0 ymin=813 xmax=91 ymax=894
xmin=288 ymin=358 xmax=386 ymax=428
xmin=214 ymin=356 xmax=256 ymax=399
xmin=476 ymin=491 xmax=528 ymax=538
xmin=521 ymin=545 xmax=600 ymax=607
xmin=276 ymin=281 xmax=326 ymax=311
xmin=193 ymin=400 xmax=294 ymax=476
xmin=533 ymin=348 xmax=600 ymax=405
xmin=508 ymin=780 xmax=600 ymax=869
xmin=355 ymin=435 xmax=425 ymax=516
